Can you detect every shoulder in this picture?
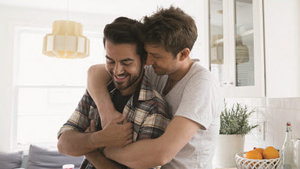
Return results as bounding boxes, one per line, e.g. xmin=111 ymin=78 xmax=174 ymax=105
xmin=140 ymin=90 xmax=169 ymax=115
xmin=144 ymin=65 xmax=168 ymax=80
xmin=182 ymin=63 xmax=220 ymax=92
xmin=144 ymin=66 xmax=168 ymax=93
xmin=79 ymin=90 xmax=97 ymax=108
xmin=150 ymin=90 xmax=169 ymax=115
xmin=136 ymin=89 xmax=171 ymax=139
xmin=189 ymin=62 xmax=214 ymax=81
xmin=137 ymin=76 xmax=171 ymax=119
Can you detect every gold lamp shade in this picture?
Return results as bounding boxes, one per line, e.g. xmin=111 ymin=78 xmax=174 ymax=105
xmin=43 ymin=20 xmax=89 ymax=58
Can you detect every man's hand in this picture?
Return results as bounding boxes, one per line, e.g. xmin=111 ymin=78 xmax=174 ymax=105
xmin=94 ymin=114 xmax=133 ymax=147
xmin=100 ymin=109 xmax=122 ymax=128
xmin=85 ymin=120 xmax=126 ymax=169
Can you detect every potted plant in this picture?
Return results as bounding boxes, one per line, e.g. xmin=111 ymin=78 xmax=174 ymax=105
xmin=214 ymin=102 xmax=258 ymax=168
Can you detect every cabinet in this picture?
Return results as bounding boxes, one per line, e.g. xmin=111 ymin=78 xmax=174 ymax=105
xmin=208 ymin=0 xmax=265 ymax=97
xmin=264 ymin=0 xmax=300 ymax=98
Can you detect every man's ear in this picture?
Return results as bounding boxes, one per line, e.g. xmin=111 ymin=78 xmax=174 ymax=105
xmin=179 ymin=48 xmax=190 ymax=61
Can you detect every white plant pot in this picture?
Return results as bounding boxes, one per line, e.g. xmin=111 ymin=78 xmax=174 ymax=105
xmin=213 ymin=134 xmax=245 ymax=168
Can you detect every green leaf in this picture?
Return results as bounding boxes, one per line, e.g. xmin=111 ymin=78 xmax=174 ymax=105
xmin=219 ymin=101 xmax=258 ymax=135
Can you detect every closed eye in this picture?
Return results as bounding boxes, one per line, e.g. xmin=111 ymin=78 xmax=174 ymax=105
xmin=106 ymin=56 xmax=115 ymax=64
xmin=121 ymin=58 xmax=134 ymax=66
xmin=149 ymin=53 xmax=161 ymax=59
xmin=121 ymin=60 xmax=133 ymax=66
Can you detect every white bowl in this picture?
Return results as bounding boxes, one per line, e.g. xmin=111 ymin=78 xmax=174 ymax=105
xmin=235 ymin=152 xmax=281 ymax=169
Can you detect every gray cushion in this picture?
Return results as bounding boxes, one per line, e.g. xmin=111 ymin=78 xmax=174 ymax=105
xmin=0 ymin=151 xmax=23 ymax=169
xmin=26 ymin=145 xmax=84 ymax=169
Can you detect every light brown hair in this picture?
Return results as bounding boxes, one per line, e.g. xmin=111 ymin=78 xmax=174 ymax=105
xmin=143 ymin=6 xmax=198 ymax=57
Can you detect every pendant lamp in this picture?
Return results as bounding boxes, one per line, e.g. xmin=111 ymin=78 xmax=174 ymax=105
xmin=43 ymin=20 xmax=90 ymax=58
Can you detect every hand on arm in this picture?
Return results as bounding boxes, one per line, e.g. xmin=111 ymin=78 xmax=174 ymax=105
xmin=87 ymin=64 xmax=121 ymax=127
xmin=57 ymin=115 xmax=133 ymax=157
xmin=104 ymin=116 xmax=201 ymax=169
xmin=99 ymin=114 xmax=133 ymax=147
xmin=84 ymin=120 xmax=125 ymax=169
xmin=85 ymin=150 xmax=124 ymax=169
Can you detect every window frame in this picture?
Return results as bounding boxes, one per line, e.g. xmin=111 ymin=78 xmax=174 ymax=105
xmin=12 ymin=25 xmax=103 ymax=151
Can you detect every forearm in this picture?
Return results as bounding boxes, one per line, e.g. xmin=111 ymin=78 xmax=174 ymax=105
xmin=104 ymin=117 xmax=201 ymax=168
xmin=105 ymin=138 xmax=169 ymax=169
xmin=87 ymin=64 xmax=114 ymax=112
xmin=57 ymin=130 xmax=107 ymax=156
xmin=85 ymin=150 xmax=124 ymax=169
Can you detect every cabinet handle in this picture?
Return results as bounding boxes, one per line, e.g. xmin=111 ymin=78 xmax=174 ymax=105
xmin=222 ymin=82 xmax=234 ymax=85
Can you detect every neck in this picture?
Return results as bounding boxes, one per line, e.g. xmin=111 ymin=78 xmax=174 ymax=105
xmin=168 ymin=58 xmax=193 ymax=82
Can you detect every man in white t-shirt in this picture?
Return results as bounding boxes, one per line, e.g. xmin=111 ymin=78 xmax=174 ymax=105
xmin=86 ymin=6 xmax=222 ymax=169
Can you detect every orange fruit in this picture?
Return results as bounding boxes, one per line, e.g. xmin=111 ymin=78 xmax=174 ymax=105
xmin=263 ymin=146 xmax=279 ymax=159
xmin=245 ymin=150 xmax=263 ymax=159
xmin=253 ymin=147 xmax=264 ymax=158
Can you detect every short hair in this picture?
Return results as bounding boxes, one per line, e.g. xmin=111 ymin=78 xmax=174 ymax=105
xmin=143 ymin=6 xmax=198 ymax=57
xmin=103 ymin=17 xmax=147 ymax=64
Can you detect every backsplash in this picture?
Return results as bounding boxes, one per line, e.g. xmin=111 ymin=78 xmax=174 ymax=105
xmin=225 ymin=97 xmax=300 ymax=151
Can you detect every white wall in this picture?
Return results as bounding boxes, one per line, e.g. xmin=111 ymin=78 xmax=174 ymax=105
xmin=0 ymin=6 xmax=14 ymax=152
xmin=0 ymin=1 xmax=207 ymax=152
xmin=0 ymin=4 xmax=119 ymax=152
xmin=264 ymin=0 xmax=300 ymax=98
xmin=225 ymin=97 xmax=300 ymax=151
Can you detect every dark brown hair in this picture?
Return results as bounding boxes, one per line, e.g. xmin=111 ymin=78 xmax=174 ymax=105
xmin=143 ymin=6 xmax=198 ymax=57
xmin=103 ymin=17 xmax=147 ymax=64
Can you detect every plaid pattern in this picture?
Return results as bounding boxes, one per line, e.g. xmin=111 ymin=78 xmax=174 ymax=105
xmin=58 ymin=75 xmax=171 ymax=169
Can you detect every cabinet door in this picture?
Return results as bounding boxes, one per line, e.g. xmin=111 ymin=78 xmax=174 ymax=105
xmin=209 ymin=0 xmax=265 ymax=97
xmin=264 ymin=0 xmax=300 ymax=98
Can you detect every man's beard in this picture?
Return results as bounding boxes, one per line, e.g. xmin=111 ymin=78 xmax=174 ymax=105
xmin=113 ymin=73 xmax=139 ymax=91
xmin=111 ymin=68 xmax=143 ymax=91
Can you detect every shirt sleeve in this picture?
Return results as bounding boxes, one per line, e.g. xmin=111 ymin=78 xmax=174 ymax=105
xmin=174 ymin=75 xmax=215 ymax=130
xmin=57 ymin=90 xmax=95 ymax=138
xmin=137 ymin=97 xmax=172 ymax=140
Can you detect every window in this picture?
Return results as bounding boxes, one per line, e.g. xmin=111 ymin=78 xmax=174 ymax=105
xmin=13 ymin=26 xmax=105 ymax=150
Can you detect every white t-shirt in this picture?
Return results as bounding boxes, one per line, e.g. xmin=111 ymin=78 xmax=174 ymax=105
xmin=145 ymin=62 xmax=222 ymax=169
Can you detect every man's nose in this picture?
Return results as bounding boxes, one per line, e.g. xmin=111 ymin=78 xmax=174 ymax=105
xmin=114 ymin=63 xmax=124 ymax=75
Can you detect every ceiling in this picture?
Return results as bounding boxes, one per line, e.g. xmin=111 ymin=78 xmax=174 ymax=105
xmin=0 ymin=0 xmax=183 ymax=15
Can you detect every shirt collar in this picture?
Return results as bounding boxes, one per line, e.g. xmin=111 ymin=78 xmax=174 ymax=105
xmin=137 ymin=74 xmax=156 ymax=101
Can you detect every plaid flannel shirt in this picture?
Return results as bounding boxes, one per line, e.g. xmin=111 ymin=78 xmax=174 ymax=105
xmin=58 ymin=75 xmax=172 ymax=169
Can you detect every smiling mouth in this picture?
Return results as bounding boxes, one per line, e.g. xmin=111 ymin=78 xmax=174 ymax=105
xmin=113 ymin=74 xmax=128 ymax=82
